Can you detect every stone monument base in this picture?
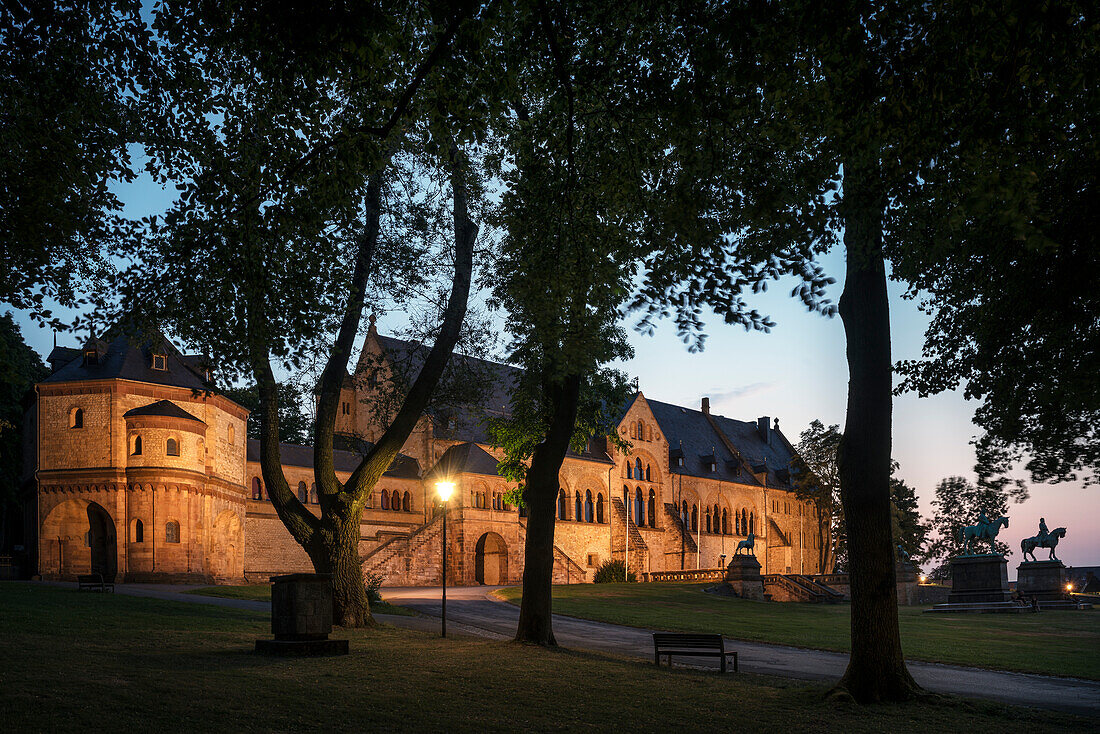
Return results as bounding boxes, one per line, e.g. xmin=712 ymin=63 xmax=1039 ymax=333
xmin=948 ymin=554 xmax=1011 ymax=604
xmin=724 ymin=555 xmax=765 ymax=601
xmin=254 ymin=573 xmax=349 ymax=657
xmin=1016 ymin=560 xmax=1067 ymax=602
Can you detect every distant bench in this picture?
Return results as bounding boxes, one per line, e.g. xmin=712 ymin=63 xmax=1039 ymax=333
xmin=652 ymin=632 xmax=738 ymax=673
xmin=77 ymin=573 xmax=114 ymax=593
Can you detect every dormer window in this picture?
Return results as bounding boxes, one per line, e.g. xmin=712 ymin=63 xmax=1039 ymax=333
xmin=677 ymin=457 xmax=684 ymax=467
xmin=83 ymin=350 xmax=98 ymax=366
xmin=152 ymin=354 xmax=167 ymax=371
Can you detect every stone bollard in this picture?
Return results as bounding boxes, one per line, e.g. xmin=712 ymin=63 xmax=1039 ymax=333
xmin=255 ymin=573 xmax=349 ymax=656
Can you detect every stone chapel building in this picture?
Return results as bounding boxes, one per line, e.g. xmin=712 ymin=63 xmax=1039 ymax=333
xmin=23 ymin=321 xmax=827 ymax=586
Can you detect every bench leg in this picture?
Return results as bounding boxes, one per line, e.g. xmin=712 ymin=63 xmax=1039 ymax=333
xmin=721 ymin=656 xmax=727 ymax=674
xmin=734 ymin=653 xmax=738 ymax=672
xmin=654 ymin=650 xmax=660 ymax=666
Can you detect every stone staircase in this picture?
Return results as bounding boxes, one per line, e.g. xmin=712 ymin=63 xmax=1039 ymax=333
xmin=663 ymin=502 xmax=697 ymax=553
xmin=360 ymin=514 xmax=444 ymax=586
xmin=611 ymin=497 xmax=648 ymax=550
xmin=762 ymin=573 xmax=844 ymax=603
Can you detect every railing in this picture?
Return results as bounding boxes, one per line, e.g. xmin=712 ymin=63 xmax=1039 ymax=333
xmin=644 ymin=568 xmax=725 ymax=583
xmin=762 ymin=573 xmax=824 ymax=602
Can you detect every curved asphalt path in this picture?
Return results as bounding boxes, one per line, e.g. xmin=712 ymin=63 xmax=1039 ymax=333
xmin=383 ymin=585 xmax=1100 ymax=718
xmin=34 ymin=581 xmax=1098 ymax=717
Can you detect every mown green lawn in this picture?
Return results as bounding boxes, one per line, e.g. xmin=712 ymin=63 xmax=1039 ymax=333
xmin=494 ymin=583 xmax=1100 ymax=680
xmin=186 ymin=584 xmax=417 ymax=616
xmin=0 ymin=583 xmax=1092 ymax=733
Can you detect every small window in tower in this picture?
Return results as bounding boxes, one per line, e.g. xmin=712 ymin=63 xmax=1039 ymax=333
xmin=165 ymin=521 xmax=180 ymax=543
xmin=166 ymin=438 xmax=179 ymax=456
xmin=131 ymin=435 xmax=142 ymax=456
xmin=152 ymin=354 xmax=167 ymax=371
xmin=70 ymin=407 xmax=84 ymax=429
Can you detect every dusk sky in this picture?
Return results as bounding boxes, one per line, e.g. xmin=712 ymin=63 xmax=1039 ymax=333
xmin=11 ymin=163 xmax=1097 ymax=573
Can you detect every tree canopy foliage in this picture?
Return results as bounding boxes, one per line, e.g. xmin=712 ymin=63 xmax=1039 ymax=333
xmin=222 ymin=382 xmax=311 ymax=445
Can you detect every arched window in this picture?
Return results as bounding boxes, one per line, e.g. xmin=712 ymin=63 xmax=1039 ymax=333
xmin=637 ymin=420 xmax=644 ymax=440
xmin=634 ymin=487 xmax=644 ymax=527
xmin=403 ymin=491 xmax=412 ymax=512
xmin=309 ymin=483 xmax=318 ymax=504
xmin=705 ymin=507 xmax=712 ymax=533
xmin=735 ymin=510 xmax=741 ymax=535
xmin=645 ymin=464 xmax=651 ymax=482
xmin=648 ymin=489 xmax=656 ymax=528
xmin=558 ymin=490 xmax=567 ymax=520
xmin=596 ymin=493 xmax=605 ymax=523
xmin=680 ymin=500 xmax=688 ymax=525
xmin=584 ymin=490 xmax=594 ymax=522
xmin=691 ymin=504 xmax=698 ymax=531
xmin=722 ymin=509 xmax=728 ymax=534
xmin=749 ymin=512 xmax=755 ymax=535
xmin=713 ymin=505 xmax=720 ymax=533
xmin=165 ymin=521 xmax=180 ymax=543
xmin=70 ymin=407 xmax=84 ymax=429
xmin=228 ymin=424 xmax=235 ymax=445
xmin=381 ymin=490 xmax=390 ymax=510
xmin=131 ymin=435 xmax=142 ymax=456
xmin=626 ymin=462 xmax=633 ymax=480
xmin=392 ymin=490 xmax=401 ymax=511
xmin=251 ymin=477 xmax=263 ymax=500
xmin=635 ymin=458 xmax=643 ymax=480
xmin=575 ymin=491 xmax=582 ymax=521
xmin=297 ymin=481 xmax=308 ymax=503
xmin=166 ymin=438 xmax=179 ymax=456
xmin=132 ymin=519 xmax=143 ymax=543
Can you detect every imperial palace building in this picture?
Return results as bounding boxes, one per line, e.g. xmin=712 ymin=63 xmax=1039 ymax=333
xmin=22 ymin=321 xmax=827 ymax=587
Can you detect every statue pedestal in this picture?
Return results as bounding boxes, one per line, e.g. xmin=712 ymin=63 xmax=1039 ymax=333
xmin=1016 ymin=560 xmax=1067 ymax=602
xmin=724 ymin=555 xmax=765 ymax=601
xmin=948 ymin=554 xmax=1011 ymax=604
xmin=896 ymin=563 xmax=919 ymax=606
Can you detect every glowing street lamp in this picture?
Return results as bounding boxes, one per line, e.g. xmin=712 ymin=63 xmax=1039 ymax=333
xmin=436 ymin=481 xmax=455 ymax=638
xmin=919 ymin=575 xmax=928 ymax=585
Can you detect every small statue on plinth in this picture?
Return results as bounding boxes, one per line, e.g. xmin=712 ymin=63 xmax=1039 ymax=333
xmin=960 ymin=512 xmax=1009 ymax=554
xmin=735 ymin=532 xmax=755 ymax=556
xmin=1021 ymin=517 xmax=1067 ymax=562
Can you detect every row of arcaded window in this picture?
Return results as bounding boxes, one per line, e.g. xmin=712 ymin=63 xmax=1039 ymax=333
xmin=677 ymin=501 xmax=755 ymax=536
xmin=629 ymin=420 xmax=654 ymax=441
xmin=557 ymin=489 xmax=607 ymax=524
xmin=251 ymin=478 xmax=320 ymax=505
xmin=625 ymin=458 xmax=653 ymax=482
xmin=128 ymin=434 xmax=183 ymax=457
xmin=379 ymin=489 xmax=412 ymax=512
xmin=126 ymin=519 xmax=180 ymax=544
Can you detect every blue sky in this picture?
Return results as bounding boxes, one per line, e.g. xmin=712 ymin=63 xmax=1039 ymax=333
xmin=11 ymin=159 xmax=1096 ymax=573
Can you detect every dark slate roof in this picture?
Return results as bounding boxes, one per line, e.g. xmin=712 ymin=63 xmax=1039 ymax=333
xmin=247 ymin=439 xmax=420 ymax=479
xmin=647 ymin=398 xmax=795 ymax=488
xmin=428 ymin=442 xmax=502 ymax=478
xmin=123 ymin=400 xmax=204 ymax=423
xmin=372 ymin=336 xmax=614 ymax=466
xmin=42 ymin=324 xmax=209 ymax=391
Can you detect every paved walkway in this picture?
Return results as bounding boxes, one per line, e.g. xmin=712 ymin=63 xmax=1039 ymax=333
xmin=34 ymin=581 xmax=1100 ymax=717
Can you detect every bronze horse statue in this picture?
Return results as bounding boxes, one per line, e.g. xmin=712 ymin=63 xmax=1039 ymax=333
xmin=1021 ymin=527 xmax=1066 ymax=562
xmin=735 ymin=532 xmax=755 ymax=556
xmin=960 ymin=516 xmax=1009 ymax=554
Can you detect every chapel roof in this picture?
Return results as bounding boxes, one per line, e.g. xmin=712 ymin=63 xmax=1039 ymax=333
xmin=247 ymin=438 xmax=421 ymax=479
xmin=123 ymin=400 xmax=205 ymax=423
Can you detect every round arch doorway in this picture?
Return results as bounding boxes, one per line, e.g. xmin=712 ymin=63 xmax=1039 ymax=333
xmin=474 ymin=532 xmax=508 ymax=585
xmin=86 ymin=502 xmax=117 ymax=581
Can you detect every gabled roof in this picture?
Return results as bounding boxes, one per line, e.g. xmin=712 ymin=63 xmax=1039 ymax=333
xmin=123 ymin=400 xmax=204 ymax=423
xmin=429 ymin=442 xmax=502 ymax=478
xmin=647 ymin=399 xmax=795 ymax=488
xmin=247 ymin=439 xmax=420 ymax=479
xmin=42 ymin=323 xmax=210 ymax=391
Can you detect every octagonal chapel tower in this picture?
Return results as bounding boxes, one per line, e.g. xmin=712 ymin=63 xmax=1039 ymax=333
xmin=30 ymin=326 xmax=249 ymax=583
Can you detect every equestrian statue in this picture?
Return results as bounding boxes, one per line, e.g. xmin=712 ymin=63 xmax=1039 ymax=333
xmin=735 ymin=532 xmax=755 ymax=556
xmin=1021 ymin=517 xmax=1066 ymax=562
xmin=960 ymin=512 xmax=1009 ymax=554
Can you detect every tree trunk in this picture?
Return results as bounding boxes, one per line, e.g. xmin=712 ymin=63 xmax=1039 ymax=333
xmin=311 ymin=507 xmax=372 ymax=627
xmin=831 ymin=164 xmax=921 ymax=703
xmin=515 ymin=374 xmax=582 ymax=645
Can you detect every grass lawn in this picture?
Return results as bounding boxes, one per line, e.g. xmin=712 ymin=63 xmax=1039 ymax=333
xmin=0 ymin=583 xmax=1093 ymax=733
xmin=185 ymin=584 xmax=417 ymax=617
xmin=494 ymin=583 xmax=1100 ymax=680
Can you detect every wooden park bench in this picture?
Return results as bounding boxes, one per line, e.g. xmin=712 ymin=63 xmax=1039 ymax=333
xmin=652 ymin=632 xmax=738 ymax=673
xmin=77 ymin=573 xmax=114 ymax=593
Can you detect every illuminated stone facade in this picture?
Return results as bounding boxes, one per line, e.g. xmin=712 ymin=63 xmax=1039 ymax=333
xmin=27 ymin=324 xmax=826 ymax=586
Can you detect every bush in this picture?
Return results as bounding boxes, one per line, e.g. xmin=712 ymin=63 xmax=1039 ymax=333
xmin=593 ymin=559 xmax=637 ymax=583
xmin=366 ymin=572 xmax=384 ymax=605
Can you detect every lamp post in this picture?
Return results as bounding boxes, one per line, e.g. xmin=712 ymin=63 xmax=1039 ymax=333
xmin=436 ymin=481 xmax=455 ymax=638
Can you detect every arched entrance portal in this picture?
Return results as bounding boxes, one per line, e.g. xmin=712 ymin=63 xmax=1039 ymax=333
xmin=86 ymin=502 xmax=117 ymax=581
xmin=474 ymin=532 xmax=507 ymax=585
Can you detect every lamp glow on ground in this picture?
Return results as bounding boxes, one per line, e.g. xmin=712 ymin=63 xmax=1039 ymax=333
xmin=436 ymin=481 xmax=455 ymax=637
